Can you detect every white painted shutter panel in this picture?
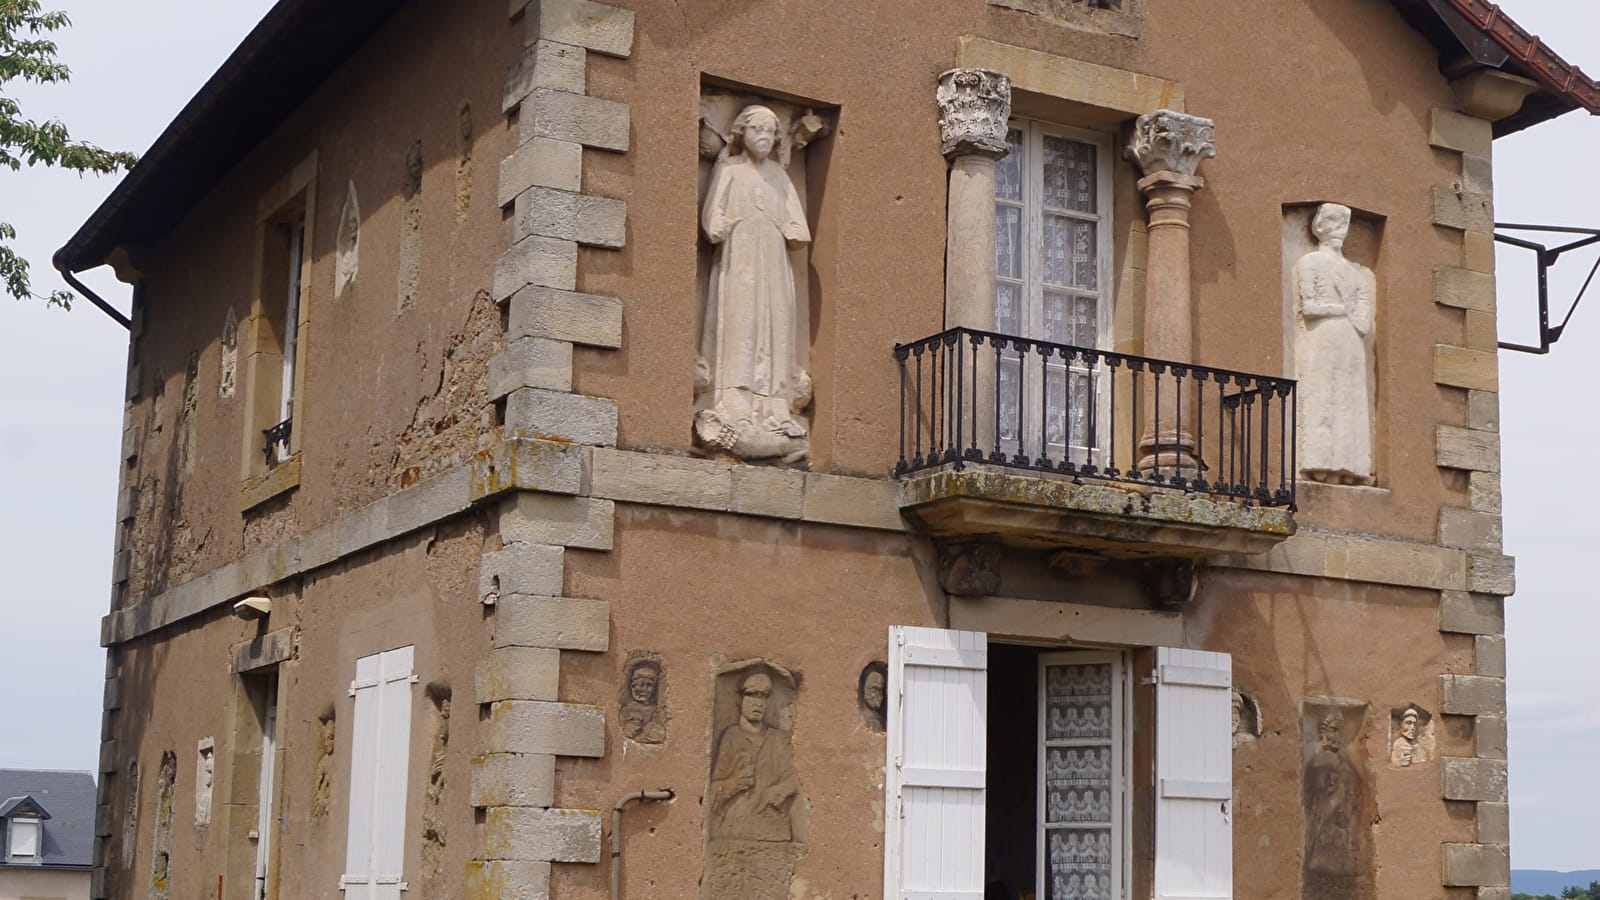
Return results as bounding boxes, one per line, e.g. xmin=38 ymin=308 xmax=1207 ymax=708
xmin=343 ymin=652 xmax=382 ymax=898
xmin=373 ymin=646 xmax=415 ymax=899
xmin=342 ymin=646 xmax=414 ymax=898
xmin=884 ymin=626 xmax=987 ymax=900
xmin=1154 ymin=647 xmax=1233 ymax=900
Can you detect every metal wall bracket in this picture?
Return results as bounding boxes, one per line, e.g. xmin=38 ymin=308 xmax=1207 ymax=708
xmin=1494 ymin=223 xmax=1600 ymax=354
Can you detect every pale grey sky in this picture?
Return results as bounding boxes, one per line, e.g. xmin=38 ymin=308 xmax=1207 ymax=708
xmin=0 ymin=0 xmax=1594 ymax=873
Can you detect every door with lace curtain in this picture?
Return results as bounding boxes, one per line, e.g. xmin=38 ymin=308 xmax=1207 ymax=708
xmin=994 ymin=120 xmax=1113 ymax=466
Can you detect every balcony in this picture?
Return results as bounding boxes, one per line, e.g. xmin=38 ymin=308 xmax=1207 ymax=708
xmin=893 ymin=327 xmax=1297 ymax=560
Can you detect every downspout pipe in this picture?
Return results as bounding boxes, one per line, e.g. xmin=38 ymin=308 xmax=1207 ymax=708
xmin=53 ymin=258 xmax=131 ymax=330
xmin=611 ymin=788 xmax=674 ymax=900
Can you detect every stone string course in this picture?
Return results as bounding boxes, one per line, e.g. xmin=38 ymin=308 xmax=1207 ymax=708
xmin=1428 ymin=106 xmax=1513 ymax=900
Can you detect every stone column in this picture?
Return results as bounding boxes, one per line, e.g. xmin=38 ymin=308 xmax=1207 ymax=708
xmin=936 ymin=69 xmax=1011 ymax=456
xmin=1127 ymin=110 xmax=1215 ymax=477
xmin=937 ymin=68 xmax=1012 ymax=331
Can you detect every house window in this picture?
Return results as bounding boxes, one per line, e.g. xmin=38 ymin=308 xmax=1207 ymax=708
xmin=239 ymin=153 xmax=316 ymax=508
xmin=342 ymin=645 xmax=415 ymax=898
xmin=7 ymin=816 xmax=40 ymax=862
xmin=994 ymin=119 xmax=1113 ymax=461
xmin=884 ymin=628 xmax=1231 ymax=900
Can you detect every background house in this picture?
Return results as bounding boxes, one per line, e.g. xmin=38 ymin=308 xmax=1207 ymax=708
xmin=0 ymin=770 xmax=94 ymax=900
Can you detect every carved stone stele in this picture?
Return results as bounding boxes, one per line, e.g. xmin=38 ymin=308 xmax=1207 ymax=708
xmin=936 ymin=68 xmax=1012 ymax=159
xmin=1128 ymin=109 xmax=1216 ymax=177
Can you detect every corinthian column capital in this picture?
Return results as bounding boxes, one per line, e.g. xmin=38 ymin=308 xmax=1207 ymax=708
xmin=1128 ymin=109 xmax=1216 ymax=178
xmin=936 ymin=68 xmax=1012 ymax=159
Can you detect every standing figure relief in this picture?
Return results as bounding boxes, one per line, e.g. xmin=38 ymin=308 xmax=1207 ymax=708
xmin=1293 ymin=202 xmax=1377 ymax=485
xmin=696 ymin=104 xmax=813 ymax=463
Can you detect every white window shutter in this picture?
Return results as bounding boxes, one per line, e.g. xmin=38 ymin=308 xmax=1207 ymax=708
xmin=884 ymin=626 xmax=987 ymax=900
xmin=1154 ymin=647 xmax=1233 ymax=900
xmin=374 ymin=646 xmax=415 ymax=898
xmin=343 ymin=646 xmax=414 ymax=898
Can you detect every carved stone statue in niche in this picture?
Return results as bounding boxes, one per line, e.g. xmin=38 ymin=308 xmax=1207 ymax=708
xmin=859 ymin=662 xmax=887 ymax=733
xmin=1388 ymin=704 xmax=1434 ymax=768
xmin=1231 ymin=689 xmax=1260 ymax=748
xmin=696 ymin=93 xmax=829 ymax=464
xmin=1293 ymin=203 xmax=1377 ymax=485
xmin=703 ymin=663 xmax=808 ymax=900
xmin=1301 ymin=702 xmax=1373 ymax=900
xmin=620 ymin=655 xmax=667 ymax=744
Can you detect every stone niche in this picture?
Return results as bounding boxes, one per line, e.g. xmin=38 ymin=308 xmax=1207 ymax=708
xmin=1300 ymin=699 xmax=1375 ymax=900
xmin=1281 ymin=202 xmax=1385 ymax=487
xmin=702 ymin=660 xmax=810 ymax=900
xmin=695 ymin=83 xmax=834 ymax=465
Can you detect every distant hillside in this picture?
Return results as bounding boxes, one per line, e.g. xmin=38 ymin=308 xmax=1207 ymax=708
xmin=1512 ymin=870 xmax=1600 ymax=896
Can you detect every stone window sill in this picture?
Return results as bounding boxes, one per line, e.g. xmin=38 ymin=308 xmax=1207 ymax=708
xmin=240 ymin=454 xmax=301 ymax=512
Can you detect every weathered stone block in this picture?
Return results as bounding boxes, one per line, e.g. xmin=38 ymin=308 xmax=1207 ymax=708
xmin=480 ymin=543 xmax=565 ymax=604
xmin=476 ymin=647 xmax=561 ymax=703
xmin=490 ymin=338 xmax=574 ymax=399
xmin=1467 ymin=390 xmax=1499 ymax=432
xmin=1469 ymin=471 xmax=1501 ymax=514
xmin=470 ymin=753 xmax=556 ymax=808
xmin=1434 ymin=185 xmax=1495 ymax=232
xmin=503 ymin=388 xmax=618 ymax=446
xmin=98 ymin=739 xmax=116 ymax=773
xmin=590 ymin=448 xmax=732 ymax=510
xmin=386 ymin=467 xmax=474 ymax=536
xmin=1461 ymin=152 xmax=1493 ymax=195
xmin=1475 ymin=633 xmax=1506 ymax=678
xmin=1441 ymin=674 xmax=1506 ymax=717
xmin=504 ymin=40 xmax=585 ymax=112
xmin=111 ymin=548 xmax=130 ymax=583
xmin=469 ymin=438 xmax=588 ymax=501
xmin=528 ymin=0 xmax=634 ymax=57
xmin=1437 ymin=425 xmax=1499 ymax=472
xmin=520 ymin=88 xmax=628 ymax=152
xmin=1443 ymin=842 xmax=1510 ymax=887
xmin=1463 ymin=311 xmax=1498 ymax=354
xmin=1463 ymin=230 xmax=1496 ymax=274
xmin=505 ymin=286 xmax=623 ymax=348
xmin=1434 ymin=345 xmax=1498 ymax=392
xmin=482 ymin=806 xmax=603 ymax=863
xmin=485 ymin=700 xmax=606 ymax=757
xmin=494 ymin=594 xmax=609 ymax=652
xmin=95 ymin=802 xmax=113 ymax=837
xmin=1475 ymin=714 xmax=1508 ymax=759
xmin=1479 ymin=888 xmax=1512 ymax=900
xmin=1439 ymin=507 xmax=1502 ymax=552
xmin=466 ymin=859 xmax=552 ymax=900
xmin=1468 ymin=553 xmax=1516 ymax=596
xmin=103 ymin=676 xmax=121 ymax=711
xmin=1430 ymin=108 xmax=1494 ymax=156
xmin=499 ymin=137 xmax=583 ymax=205
xmin=514 ymin=186 xmax=626 ymax=248
xmin=231 ymin=627 xmax=295 ymax=674
xmin=116 ymin=483 xmax=136 ymax=523
xmin=1477 ymin=801 xmax=1510 ymax=844
xmin=1439 ymin=591 xmax=1503 ymax=635
xmin=730 ymin=465 xmax=805 ymax=519
xmin=499 ymin=493 xmax=614 ymax=550
xmin=1443 ymin=756 xmax=1507 ymax=801
xmin=494 ymin=235 xmax=578 ymax=300
xmin=802 ymin=473 xmax=905 ymax=531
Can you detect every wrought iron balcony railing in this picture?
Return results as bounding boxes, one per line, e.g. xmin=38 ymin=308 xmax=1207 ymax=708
xmin=894 ymin=327 xmax=1297 ymax=508
xmin=263 ymin=417 xmax=292 ymax=465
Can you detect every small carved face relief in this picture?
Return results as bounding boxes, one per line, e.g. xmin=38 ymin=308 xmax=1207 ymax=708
xmin=630 ymin=665 xmax=659 ymax=705
xmin=1400 ymin=709 xmax=1419 ymax=741
xmin=1319 ymin=712 xmax=1343 ymax=751
xmin=1312 ymin=203 xmax=1351 ymax=248
xmin=863 ymin=670 xmax=884 ymax=712
xmin=739 ymin=672 xmax=772 ymax=727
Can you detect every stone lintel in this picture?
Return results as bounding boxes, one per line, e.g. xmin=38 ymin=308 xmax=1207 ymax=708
xmin=950 ymin=595 xmax=1182 ymax=646
xmin=231 ymin=627 xmax=295 ymax=674
xmin=956 ymin=36 xmax=1184 ymax=116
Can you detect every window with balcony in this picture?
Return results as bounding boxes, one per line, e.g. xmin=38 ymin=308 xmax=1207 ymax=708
xmin=994 ymin=119 xmax=1113 ymax=466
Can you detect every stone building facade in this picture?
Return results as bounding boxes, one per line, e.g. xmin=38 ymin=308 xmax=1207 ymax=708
xmin=54 ymin=0 xmax=1597 ymax=898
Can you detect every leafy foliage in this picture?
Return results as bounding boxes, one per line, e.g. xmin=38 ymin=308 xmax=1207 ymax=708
xmin=1514 ymin=881 xmax=1600 ymax=900
xmin=1 ymin=0 xmax=137 ymax=308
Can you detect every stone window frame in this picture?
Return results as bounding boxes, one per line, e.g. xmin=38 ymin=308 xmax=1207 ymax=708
xmin=238 ymin=151 xmax=318 ymax=511
xmin=987 ymin=0 xmax=1144 ymax=40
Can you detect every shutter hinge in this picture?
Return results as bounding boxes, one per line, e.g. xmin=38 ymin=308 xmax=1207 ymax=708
xmin=409 ymin=674 xmax=420 ymax=683
xmin=399 ymin=881 xmax=410 ymax=891
xmin=348 ymin=681 xmax=357 ymax=697
xmin=337 ymin=875 xmax=347 ymax=891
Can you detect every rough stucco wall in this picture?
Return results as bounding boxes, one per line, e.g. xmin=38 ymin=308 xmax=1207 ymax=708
xmin=103 ymin=514 xmax=485 ymax=900
xmin=117 ymin=0 xmax=516 ymax=604
xmin=577 ymin=0 xmax=1462 ymax=548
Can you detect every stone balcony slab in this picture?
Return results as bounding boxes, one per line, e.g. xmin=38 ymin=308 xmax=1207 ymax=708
xmin=898 ymin=466 xmax=1295 ymax=558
